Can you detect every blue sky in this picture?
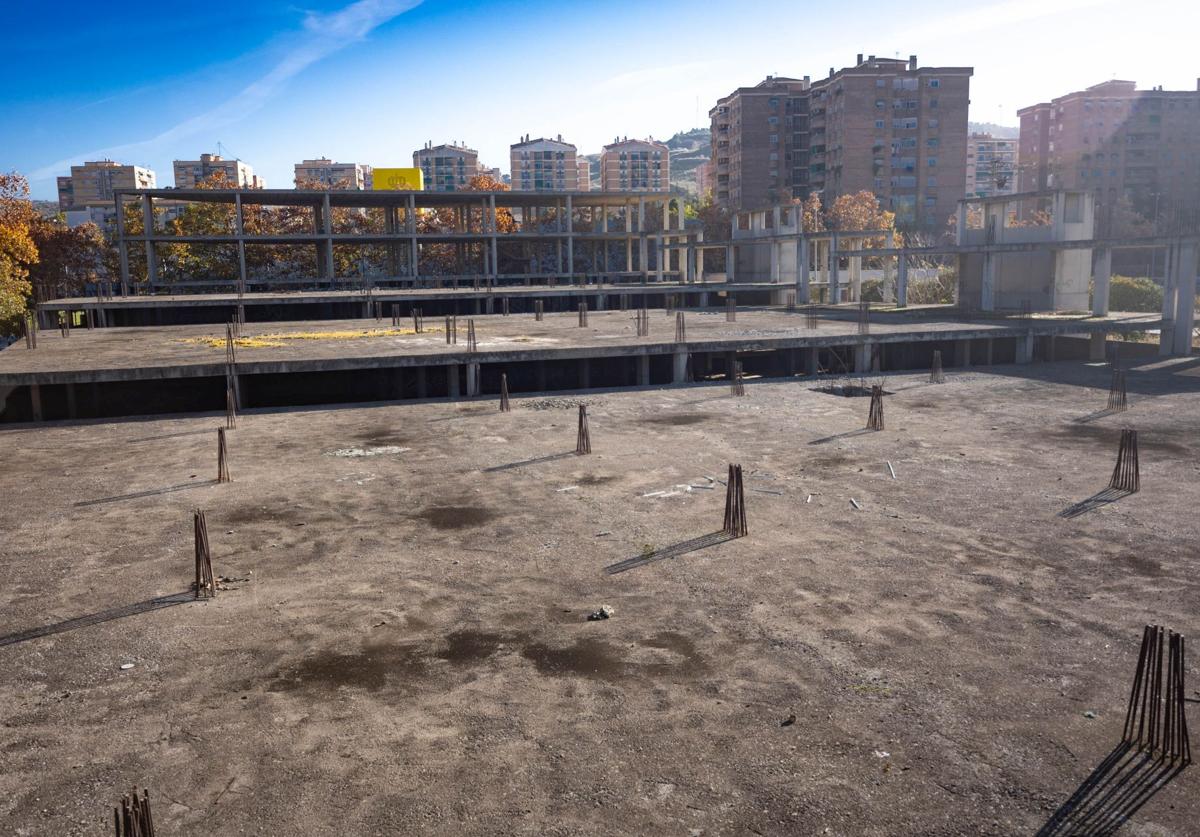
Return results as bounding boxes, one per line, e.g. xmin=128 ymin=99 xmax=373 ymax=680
xmin=4 ymin=0 xmax=1196 ymax=199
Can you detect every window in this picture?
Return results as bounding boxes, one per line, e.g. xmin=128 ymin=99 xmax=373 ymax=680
xmin=769 ymin=134 xmax=779 ymax=145
xmin=927 ymin=138 xmax=939 ymax=148
xmin=876 ymin=78 xmax=886 ymax=87
xmin=927 ymin=157 xmax=937 ymax=167
xmin=875 ymin=120 xmax=885 ymax=129
xmin=929 ymin=98 xmax=938 ymax=108
xmin=928 ymin=79 xmax=940 ymax=88
xmin=875 ymin=99 xmax=885 ymax=109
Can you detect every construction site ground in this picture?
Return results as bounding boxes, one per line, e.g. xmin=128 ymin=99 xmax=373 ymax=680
xmin=1 ymin=357 xmax=1198 ymax=835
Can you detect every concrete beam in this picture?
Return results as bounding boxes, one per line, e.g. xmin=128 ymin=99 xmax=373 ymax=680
xmin=1092 ymin=248 xmax=1112 ymax=317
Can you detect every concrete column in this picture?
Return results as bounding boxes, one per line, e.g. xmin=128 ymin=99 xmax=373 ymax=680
xmin=829 ymin=234 xmax=840 ymax=304
xmin=955 ymin=339 xmax=971 ymax=367
xmin=1092 ymin=248 xmax=1112 ymax=317
xmin=141 ymin=193 xmax=157 ymax=288
xmin=637 ymin=355 xmax=650 ymax=386
xmin=489 ymin=195 xmax=499 ymax=284
xmin=1015 ymin=332 xmax=1034 ymax=364
xmin=725 ymin=245 xmax=735 ymax=282
xmin=697 ymin=245 xmax=705 ymax=283
xmin=235 ymin=192 xmax=247 ymax=292
xmin=854 ymin=343 xmax=869 ymax=373
xmin=637 ymin=198 xmax=648 ymax=278
xmin=849 ymin=244 xmax=862 ymax=302
xmin=116 ymin=197 xmax=131 ymax=294
xmin=1047 ymin=336 xmax=1057 ymax=362
xmin=322 ymin=192 xmax=335 ymax=283
xmin=1172 ymin=241 xmax=1197 ymax=356
xmin=806 ymin=348 xmax=818 ymax=376
xmin=625 ymin=229 xmax=633 ymax=272
xmin=798 ymin=238 xmax=810 ymax=303
xmin=578 ymin=359 xmax=590 ymax=389
xmin=30 ymin=384 xmax=43 ymax=421
xmin=416 ymin=367 xmax=427 ymax=399
xmin=448 ymin=364 xmax=461 ymax=397
xmin=672 ymin=348 xmax=689 ymax=383
xmin=770 ymin=240 xmax=781 ymax=283
xmin=985 ymin=338 xmax=994 ymax=365
xmin=883 ymin=231 xmax=895 ymax=301
xmin=1089 ymin=332 xmax=1107 ymax=362
xmin=1159 ymin=242 xmax=1178 ymax=356
xmin=980 ymin=252 xmax=997 ymax=311
xmin=565 ymin=195 xmax=574 ymax=279
xmin=896 ymin=257 xmax=909 ymax=308
xmin=466 ymin=362 xmax=481 ymax=397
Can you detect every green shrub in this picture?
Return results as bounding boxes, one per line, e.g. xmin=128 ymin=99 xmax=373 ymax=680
xmin=1104 ymin=275 xmax=1163 ymax=313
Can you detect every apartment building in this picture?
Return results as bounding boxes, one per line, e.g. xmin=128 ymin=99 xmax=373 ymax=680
xmin=173 ymin=153 xmax=264 ymax=189
xmin=577 ymin=159 xmax=593 ymax=191
xmin=709 ymin=76 xmax=810 ymax=210
xmin=1018 ymin=79 xmax=1200 ymax=229
xmin=510 ymin=135 xmax=582 ymax=191
xmin=57 ymin=160 xmax=156 ymax=210
xmin=294 ymin=158 xmax=372 ymax=189
xmin=413 ymin=142 xmax=487 ymax=192
xmin=710 ymin=55 xmax=972 ymax=228
xmin=599 ymin=137 xmax=670 ymax=191
xmin=966 ymin=133 xmax=1018 ymax=198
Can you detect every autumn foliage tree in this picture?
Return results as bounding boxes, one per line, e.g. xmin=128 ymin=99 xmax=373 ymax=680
xmin=27 ymin=217 xmax=105 ymax=301
xmin=0 ymin=173 xmax=38 ymax=329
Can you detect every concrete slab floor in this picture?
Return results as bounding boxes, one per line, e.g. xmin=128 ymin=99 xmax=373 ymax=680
xmin=1 ymin=360 xmax=1198 ymax=835
xmin=0 ymin=309 xmax=1160 ymax=379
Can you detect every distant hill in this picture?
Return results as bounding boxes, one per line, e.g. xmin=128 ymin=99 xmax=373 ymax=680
xmin=969 ymin=122 xmax=1019 ymax=138
xmin=581 ymin=128 xmax=711 ymax=196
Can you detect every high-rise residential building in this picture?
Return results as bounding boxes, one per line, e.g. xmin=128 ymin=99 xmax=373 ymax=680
xmin=57 ymin=160 xmax=156 ymax=210
xmin=1017 ymin=79 xmax=1200 ymax=229
xmin=510 ymin=135 xmax=582 ymax=191
xmin=599 ymin=137 xmax=670 ymax=191
xmin=173 ymin=153 xmax=264 ymax=189
xmin=413 ymin=142 xmax=481 ymax=192
xmin=966 ymin=133 xmax=1019 ymax=198
xmin=710 ymin=76 xmax=810 ymax=210
xmin=294 ymin=158 xmax=372 ymax=189
xmin=710 ymin=55 xmax=972 ymax=228
xmin=577 ymin=159 xmax=593 ymax=191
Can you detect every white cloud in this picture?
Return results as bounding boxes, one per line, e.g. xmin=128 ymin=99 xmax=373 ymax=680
xmin=32 ymin=0 xmax=421 ymax=181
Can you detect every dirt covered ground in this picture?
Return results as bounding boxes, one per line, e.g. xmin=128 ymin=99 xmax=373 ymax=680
xmin=1 ymin=357 xmax=1198 ymax=835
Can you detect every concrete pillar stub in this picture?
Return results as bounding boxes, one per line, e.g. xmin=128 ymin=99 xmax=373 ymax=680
xmin=896 ymin=257 xmax=908 ymax=308
xmin=1092 ymin=248 xmax=1113 ymax=317
xmin=854 ymin=343 xmax=869 ymax=373
xmin=1089 ymin=332 xmax=1107 ymax=362
xmin=637 ymin=355 xmax=650 ymax=386
xmin=448 ymin=365 xmax=461 ymax=397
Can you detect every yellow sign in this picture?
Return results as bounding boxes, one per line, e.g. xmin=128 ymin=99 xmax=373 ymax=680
xmin=373 ymin=168 xmax=423 ymax=190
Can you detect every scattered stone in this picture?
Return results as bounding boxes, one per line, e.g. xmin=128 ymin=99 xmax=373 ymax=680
xmin=587 ymin=605 xmax=615 ymax=621
xmin=119 ymin=663 xmax=135 ymax=670
xmin=781 ymin=714 xmax=796 ymax=727
xmin=1083 ymin=710 xmax=1097 ymax=719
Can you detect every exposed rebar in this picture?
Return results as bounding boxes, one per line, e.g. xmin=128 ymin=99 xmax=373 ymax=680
xmin=930 ymin=350 xmax=945 ymax=384
xmin=193 ymin=510 xmax=215 ymax=600
xmin=217 ymin=427 xmax=231 ymax=483
xmin=499 ymin=373 xmax=511 ymax=412
xmin=867 ymin=385 xmax=885 ymax=431
xmin=1109 ymin=428 xmax=1140 ymax=492
xmin=1122 ymin=625 xmax=1191 ymax=763
xmin=1108 ymin=369 xmax=1128 ymax=412
xmin=722 ymin=463 xmax=748 ymax=537
xmin=576 ymin=404 xmax=591 ymax=455
xmin=675 ymin=311 xmax=686 ymax=343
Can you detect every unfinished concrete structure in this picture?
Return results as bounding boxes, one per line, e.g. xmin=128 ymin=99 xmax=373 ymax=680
xmin=110 ymin=187 xmax=686 ymax=293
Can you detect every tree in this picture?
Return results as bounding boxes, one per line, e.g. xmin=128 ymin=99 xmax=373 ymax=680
xmin=0 ymin=173 xmax=38 ymax=328
xmin=27 ymin=217 xmax=105 ymax=301
xmin=826 ymin=190 xmax=897 ymax=244
xmin=796 ymin=193 xmax=825 ymax=234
